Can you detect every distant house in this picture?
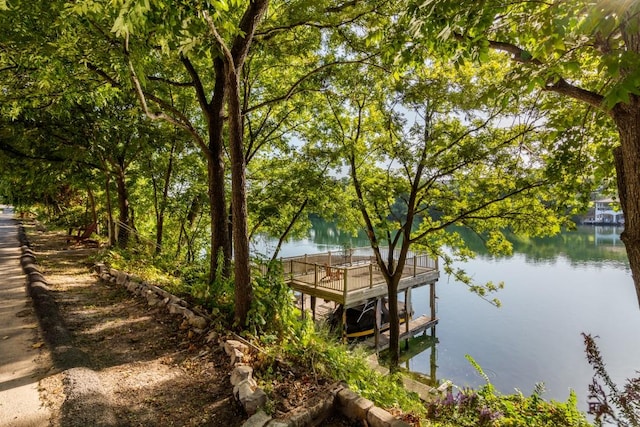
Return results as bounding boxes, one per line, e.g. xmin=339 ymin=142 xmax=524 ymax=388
xmin=582 ymin=198 xmax=624 ymax=225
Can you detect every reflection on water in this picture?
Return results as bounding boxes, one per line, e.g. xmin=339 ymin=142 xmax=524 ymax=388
xmin=251 ymin=217 xmax=371 ymax=258
xmin=410 ymin=226 xmax=635 ymax=414
xmin=456 ymin=225 xmax=628 ymax=267
xmin=253 ymin=221 xmax=638 ymax=413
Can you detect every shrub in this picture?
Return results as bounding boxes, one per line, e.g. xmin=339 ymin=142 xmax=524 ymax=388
xmin=425 ymin=356 xmax=592 ymax=426
xmin=583 ymin=333 xmax=640 ymax=426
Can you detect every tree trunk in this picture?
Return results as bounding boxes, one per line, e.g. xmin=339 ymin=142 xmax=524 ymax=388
xmin=203 ymin=0 xmax=269 ymax=326
xmin=387 ymin=276 xmax=401 ymax=370
xmin=154 ymin=139 xmax=177 ymax=255
xmin=176 ymin=195 xmax=201 ymax=262
xmin=612 ymin=99 xmax=640 ymax=307
xmin=269 ymin=198 xmax=309 ymax=265
xmin=87 ymin=186 xmax=98 ymax=232
xmin=105 ymin=175 xmax=116 ymax=247
xmin=227 ymin=64 xmax=252 ymax=328
xmin=206 ymin=58 xmax=232 ymax=283
xmin=115 ymin=166 xmax=130 ymax=248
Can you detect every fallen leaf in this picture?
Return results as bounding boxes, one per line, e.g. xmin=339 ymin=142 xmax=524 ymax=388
xmin=32 ymin=342 xmax=44 ymax=349
xmin=2 ymin=336 xmax=9 ymax=340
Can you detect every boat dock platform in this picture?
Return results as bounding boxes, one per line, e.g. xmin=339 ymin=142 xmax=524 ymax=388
xmin=362 ymin=314 xmax=438 ymax=351
xmin=276 ymin=247 xmax=439 ymax=345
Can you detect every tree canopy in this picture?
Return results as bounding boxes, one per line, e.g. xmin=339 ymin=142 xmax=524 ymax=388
xmin=0 ymin=0 xmax=635 ymax=366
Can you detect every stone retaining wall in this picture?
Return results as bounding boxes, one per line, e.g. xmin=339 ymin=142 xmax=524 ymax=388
xmin=94 ymin=263 xmax=210 ymax=333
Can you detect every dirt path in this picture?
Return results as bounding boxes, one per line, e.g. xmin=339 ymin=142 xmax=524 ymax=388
xmin=25 ymin=226 xmax=244 ymax=426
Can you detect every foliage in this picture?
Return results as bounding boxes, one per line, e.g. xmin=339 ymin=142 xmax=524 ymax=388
xmin=264 ymin=325 xmax=427 ymax=417
xmin=317 ymin=53 xmax=579 ymax=365
xmin=395 ymin=0 xmax=640 ymax=306
xmin=583 ymin=333 xmax=640 ymax=426
xmin=426 ymin=356 xmax=591 ymax=427
xmin=245 ymin=259 xmax=297 ymax=338
xmin=97 ymin=247 xmax=182 ymax=290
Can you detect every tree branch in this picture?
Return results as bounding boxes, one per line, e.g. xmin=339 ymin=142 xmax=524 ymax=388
xmin=411 ymin=181 xmax=547 ymax=242
xmin=454 ymin=33 xmax=608 ymax=110
xmin=114 ymin=38 xmax=208 ymax=152
xmin=245 ymin=58 xmax=384 ymax=113
xmin=231 ymin=0 xmax=270 ymax=69
xmin=179 ymin=54 xmax=211 ymax=113
xmin=256 ymin=1 xmax=373 ymax=40
xmin=147 ymin=74 xmax=194 ymax=87
xmin=544 ymin=77 xmax=606 ymax=111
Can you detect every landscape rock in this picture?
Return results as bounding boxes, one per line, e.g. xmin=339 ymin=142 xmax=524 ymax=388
xmin=233 ymin=378 xmax=258 ymax=400
xmin=168 ymin=303 xmax=188 ymax=316
xmin=146 ymin=296 xmax=160 ymax=307
xmin=205 ymin=330 xmax=219 ymax=343
xmin=337 ymin=387 xmax=374 ymax=421
xmin=116 ymin=271 xmax=128 ymax=285
xmin=287 ymin=407 xmax=312 ymax=427
xmin=366 ymin=406 xmax=410 ymax=427
xmin=242 ymin=387 xmax=268 ymax=416
xmin=231 ymin=348 xmax=245 ymax=365
xmin=187 ymin=314 xmax=208 ymax=329
xmin=242 ymin=410 xmax=272 ymax=427
xmin=231 ymin=365 xmax=254 ymax=386
xmin=224 ymin=339 xmax=249 ymax=356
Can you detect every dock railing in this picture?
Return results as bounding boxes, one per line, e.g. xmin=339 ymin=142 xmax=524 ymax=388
xmin=275 ymin=247 xmax=438 ymax=296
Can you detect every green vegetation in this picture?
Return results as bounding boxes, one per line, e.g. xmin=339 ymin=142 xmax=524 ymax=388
xmin=583 ymin=333 xmax=640 ymax=426
xmin=90 ymin=246 xmax=594 ymax=425
xmin=2 ymin=0 xmax=638 ymax=423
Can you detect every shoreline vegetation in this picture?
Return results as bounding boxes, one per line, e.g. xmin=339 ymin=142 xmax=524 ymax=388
xmin=92 ymin=224 xmax=593 ymax=426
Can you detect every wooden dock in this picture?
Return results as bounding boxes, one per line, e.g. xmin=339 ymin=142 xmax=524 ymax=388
xmin=277 ymin=247 xmax=439 ymax=345
xmin=280 ymin=248 xmax=439 ymax=308
xmin=362 ymin=314 xmax=438 ymax=351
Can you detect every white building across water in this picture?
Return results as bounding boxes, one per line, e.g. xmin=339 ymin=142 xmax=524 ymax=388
xmin=583 ymin=198 xmax=624 ymax=225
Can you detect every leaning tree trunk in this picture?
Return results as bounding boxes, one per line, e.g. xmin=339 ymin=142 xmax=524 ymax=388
xmin=612 ymin=98 xmax=640 ymax=307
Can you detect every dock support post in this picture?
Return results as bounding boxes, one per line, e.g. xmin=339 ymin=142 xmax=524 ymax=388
xmin=301 ymin=292 xmax=305 ymax=320
xmin=374 ymin=298 xmax=381 ymax=355
xmin=404 ymin=289 xmax=410 ymax=350
xmin=343 ymin=270 xmax=348 ymax=308
xmin=430 ymin=325 xmax=437 ymax=383
xmin=342 ymin=307 xmax=347 ymax=343
xmin=430 ymin=282 xmax=436 ymax=321
xmin=311 ymin=296 xmax=316 ymax=321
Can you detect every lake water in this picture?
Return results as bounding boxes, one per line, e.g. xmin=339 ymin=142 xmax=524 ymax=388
xmin=252 ymin=222 xmax=639 ymax=413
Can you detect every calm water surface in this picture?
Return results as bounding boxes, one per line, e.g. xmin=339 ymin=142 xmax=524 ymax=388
xmin=253 ymin=223 xmax=639 ymax=412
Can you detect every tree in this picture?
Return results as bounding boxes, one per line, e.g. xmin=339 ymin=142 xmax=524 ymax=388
xmin=319 ymin=60 xmax=572 ymax=368
xmin=402 ymin=0 xmax=640 ymax=306
xmin=62 ymin=0 xmax=392 ymax=326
